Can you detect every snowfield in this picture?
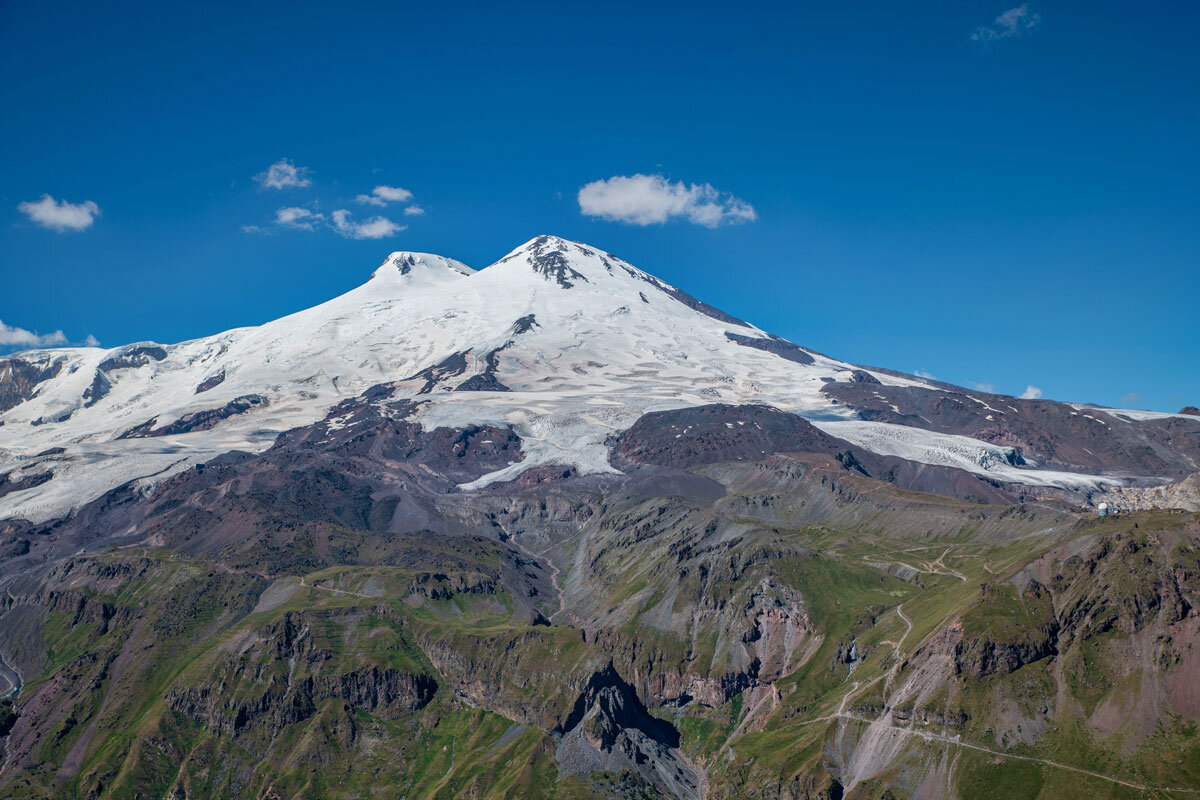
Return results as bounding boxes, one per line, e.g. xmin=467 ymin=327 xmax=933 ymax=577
xmin=0 ymin=236 xmax=1131 ymax=522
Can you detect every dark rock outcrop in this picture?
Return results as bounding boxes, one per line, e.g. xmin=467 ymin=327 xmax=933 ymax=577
xmin=821 ymin=381 xmax=1200 ymax=479
xmin=953 ymin=626 xmax=1059 ymax=679
xmin=555 ymin=664 xmax=701 ymax=800
xmin=0 ymin=470 xmax=52 ymax=501
xmin=406 ymin=351 xmax=468 ymax=394
xmin=725 ymin=332 xmax=815 ymax=365
xmin=169 ymin=667 xmax=436 ymax=736
xmin=82 ymin=345 xmax=169 ymax=408
xmin=848 ymin=369 xmax=880 ymax=384
xmin=194 ymin=371 xmax=226 ymax=393
xmin=0 ymin=356 xmax=63 ymax=413
xmin=118 ymin=394 xmax=267 ymax=438
xmin=613 ymin=404 xmax=845 ymax=469
xmin=523 ymin=235 xmax=589 ymax=288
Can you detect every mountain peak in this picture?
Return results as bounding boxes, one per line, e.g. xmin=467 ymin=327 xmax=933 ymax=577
xmin=370 ymin=251 xmax=474 ymax=284
xmin=489 ymin=234 xmax=633 ymax=289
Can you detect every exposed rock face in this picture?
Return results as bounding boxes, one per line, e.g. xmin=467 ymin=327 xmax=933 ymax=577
xmin=406 ymin=350 xmax=468 ymax=394
xmin=118 ymin=394 xmax=267 ymax=438
xmin=821 ymin=381 xmax=1200 ymax=478
xmin=168 ymin=609 xmax=437 ymax=738
xmin=847 ymin=369 xmax=880 ymax=384
xmin=194 ymin=370 xmax=226 ymax=393
xmin=522 ymin=234 xmax=589 ymax=288
xmin=1100 ymin=472 xmax=1200 ymax=512
xmin=581 ymin=628 xmax=754 ymax=708
xmin=82 ymin=345 xmax=169 ymax=408
xmin=954 ymin=624 xmax=1059 ymax=679
xmin=1050 ymin=533 xmax=1196 ymax=639
xmin=169 ymin=662 xmax=436 ymax=736
xmin=452 ymin=315 xmax=543 ymax=393
xmin=0 ymin=357 xmax=63 ymax=413
xmin=612 ymin=403 xmax=1030 ymax=504
xmin=455 ymin=369 xmax=510 ymax=392
xmin=1182 ymin=407 xmax=1200 ymax=417
xmin=613 ymin=404 xmax=845 ymax=469
xmin=0 ymin=470 xmax=52 ymax=501
xmin=955 ymin=582 xmax=1060 ymax=679
xmin=725 ymin=332 xmax=815 ymax=365
xmin=555 ymin=664 xmax=702 ymax=800
xmin=514 ymin=234 xmax=751 ymax=326
xmin=742 ymin=580 xmax=816 ymax=682
xmin=97 ymin=345 xmax=168 ymax=372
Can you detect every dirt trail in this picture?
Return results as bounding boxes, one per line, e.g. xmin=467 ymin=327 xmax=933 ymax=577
xmin=833 ymin=710 xmax=1200 ymax=795
xmin=297 ymin=575 xmax=373 ymax=599
xmin=817 ymin=597 xmax=1200 ymax=797
xmin=922 ymin=548 xmax=967 ymax=582
xmin=861 ymin=546 xmax=967 ymax=583
xmin=882 ymin=604 xmax=912 ymax=703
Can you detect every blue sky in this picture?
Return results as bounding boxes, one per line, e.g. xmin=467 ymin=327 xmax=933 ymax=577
xmin=2 ymin=0 xmax=1196 ymax=410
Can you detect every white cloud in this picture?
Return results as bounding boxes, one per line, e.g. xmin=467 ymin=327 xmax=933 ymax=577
xmin=915 ymin=369 xmax=937 ymax=380
xmin=0 ymin=319 xmax=68 ymax=349
xmin=1121 ymin=392 xmax=1141 ymax=406
xmin=578 ymin=174 xmax=757 ymax=228
xmin=274 ymin=206 xmax=324 ymax=230
xmin=17 ymin=195 xmax=101 ymax=232
xmin=356 ymin=185 xmax=413 ymax=206
xmin=972 ymin=4 xmax=1041 ymax=41
xmin=254 ymin=158 xmax=312 ymax=190
xmin=331 ymin=209 xmax=405 ymax=240
xmin=84 ymin=334 xmax=101 ymax=347
xmin=1020 ymin=385 xmax=1043 ymax=399
xmin=247 ymin=180 xmax=421 ymax=236
xmin=968 ymin=381 xmax=996 ymax=393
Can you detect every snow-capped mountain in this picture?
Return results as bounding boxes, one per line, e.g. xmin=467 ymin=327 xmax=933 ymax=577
xmin=1 ymin=235 xmax=1196 ymax=523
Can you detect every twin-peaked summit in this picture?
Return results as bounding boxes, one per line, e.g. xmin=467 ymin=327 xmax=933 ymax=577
xmin=1 ymin=235 xmax=1194 ymax=524
xmin=368 ymin=235 xmax=735 ymax=319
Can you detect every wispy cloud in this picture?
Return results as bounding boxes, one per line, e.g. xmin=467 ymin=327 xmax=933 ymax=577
xmin=243 ymin=205 xmax=402 ymax=239
xmin=1121 ymin=392 xmax=1142 ymax=407
xmin=915 ymin=369 xmax=937 ymax=380
xmin=972 ymin=4 xmax=1041 ymax=42
xmin=1020 ymin=385 xmax=1043 ymax=399
xmin=274 ymin=206 xmax=324 ymax=230
xmin=967 ymin=381 xmax=996 ymax=393
xmin=331 ymin=209 xmax=405 ymax=240
xmin=245 ymin=175 xmax=417 ymax=239
xmin=356 ymin=185 xmax=413 ymax=207
xmin=17 ymin=194 xmax=101 ymax=232
xmin=578 ymin=174 xmax=757 ymax=228
xmin=254 ymin=158 xmax=312 ymax=190
xmin=0 ymin=320 xmax=98 ymax=350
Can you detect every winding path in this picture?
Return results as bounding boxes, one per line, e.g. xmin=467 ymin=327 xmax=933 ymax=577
xmin=808 ymin=599 xmax=1200 ymax=797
